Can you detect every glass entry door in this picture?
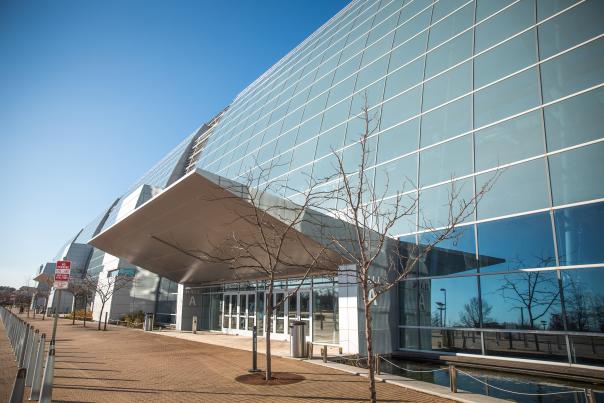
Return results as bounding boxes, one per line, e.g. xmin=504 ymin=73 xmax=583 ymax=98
xmin=287 ymin=290 xmax=312 ymax=342
xmin=222 ymin=292 xmax=255 ymax=335
xmin=270 ymin=291 xmax=287 ymax=340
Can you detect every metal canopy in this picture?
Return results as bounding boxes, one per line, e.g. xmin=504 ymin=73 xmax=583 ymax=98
xmin=90 ymin=169 xmax=347 ymax=284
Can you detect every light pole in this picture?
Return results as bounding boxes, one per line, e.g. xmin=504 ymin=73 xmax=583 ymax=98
xmin=440 ymin=288 xmax=447 ymax=327
xmin=436 ymin=302 xmax=445 ymax=327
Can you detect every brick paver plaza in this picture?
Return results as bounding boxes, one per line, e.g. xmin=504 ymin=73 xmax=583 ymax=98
xmin=1 ymin=314 xmax=452 ymax=402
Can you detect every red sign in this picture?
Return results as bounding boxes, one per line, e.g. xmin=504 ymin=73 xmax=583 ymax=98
xmin=54 ymin=260 xmax=71 ymax=289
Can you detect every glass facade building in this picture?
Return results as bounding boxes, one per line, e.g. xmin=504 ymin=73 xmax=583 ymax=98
xmin=36 ymin=0 xmax=604 ymax=371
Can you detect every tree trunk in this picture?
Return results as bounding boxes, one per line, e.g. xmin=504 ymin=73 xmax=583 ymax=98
xmin=98 ymin=302 xmax=105 ymax=330
xmin=363 ymin=286 xmax=377 ymax=403
xmin=72 ymin=295 xmax=76 ymax=325
xmin=265 ymin=283 xmax=273 ymax=381
xmin=84 ymin=294 xmax=87 ymax=328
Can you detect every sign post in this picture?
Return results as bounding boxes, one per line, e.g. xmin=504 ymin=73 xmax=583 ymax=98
xmin=51 ymin=260 xmax=71 ymax=343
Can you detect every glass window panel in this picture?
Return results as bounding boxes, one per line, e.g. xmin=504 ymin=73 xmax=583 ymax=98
xmin=476 ymin=0 xmax=516 ymax=22
xmin=327 ymin=76 xmax=356 ymax=107
xmin=540 ymin=38 xmax=604 ymax=103
xmin=419 ymin=226 xmax=478 ymax=277
xmin=562 ymin=268 xmax=604 ymax=333
xmin=385 ymin=194 xmax=418 ymax=235
xmin=321 ymin=99 xmax=351 ymax=133
xmin=544 ymin=87 xmax=604 ymax=151
xmin=356 ymin=54 xmax=389 ymax=91
xmin=474 ymin=68 xmax=541 ymax=128
xmin=377 ymin=118 xmax=419 ymax=164
xmin=419 ymin=178 xmax=473 ymax=228
xmin=361 ymin=33 xmax=395 ymax=70
xmin=400 ymin=276 xmax=479 ymax=329
xmin=432 ymin=0 xmax=470 ymax=21
xmin=392 ymin=9 xmax=431 ymax=51
xmin=380 ymin=86 xmax=422 ymax=130
xmin=474 ymin=30 xmax=538 ymax=88
xmin=421 ymin=96 xmax=472 ymax=147
xmin=484 ymin=331 xmax=569 ymax=363
xmin=390 ymin=32 xmax=429 ymax=73
xmin=374 ymin=154 xmax=417 ymax=199
xmin=315 ymin=125 xmax=345 ymax=159
xmin=384 ymin=58 xmax=424 ymax=100
xmin=313 ymin=287 xmax=339 ymax=344
xmin=570 ymin=335 xmax=604 ymax=366
xmin=476 ymin=158 xmax=549 ymax=219
xmin=536 ymin=0 xmax=579 ymax=21
xmin=475 ymin=0 xmax=535 ymax=53
xmin=295 ymin=115 xmax=322 ymax=144
xmin=425 ymin=31 xmax=473 ymax=79
xmin=480 ymin=270 xmax=562 ymax=329
xmin=399 ymin=327 xmax=483 ymax=354
xmin=420 ymin=135 xmax=472 ymax=186
xmin=290 ymin=138 xmax=317 ymax=170
xmin=554 ymin=202 xmax=604 ymax=266
xmin=477 ymin=212 xmax=556 ymax=273
xmin=549 ymin=142 xmax=604 ymax=206
xmin=428 ymin=3 xmax=474 ymax=49
xmin=422 ymin=62 xmax=472 ymax=111
xmin=538 ymin=0 xmax=604 ymax=59
xmin=474 ymin=110 xmax=544 ymax=171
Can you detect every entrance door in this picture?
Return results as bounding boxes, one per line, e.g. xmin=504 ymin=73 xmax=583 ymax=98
xmin=270 ymin=291 xmax=287 ymax=340
xmin=287 ymin=290 xmax=312 ymax=342
xmin=222 ymin=293 xmax=239 ymax=334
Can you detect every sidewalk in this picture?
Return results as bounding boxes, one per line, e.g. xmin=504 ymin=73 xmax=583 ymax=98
xmin=0 ymin=319 xmax=18 ymax=402
xmin=13 ymin=314 xmax=453 ymax=402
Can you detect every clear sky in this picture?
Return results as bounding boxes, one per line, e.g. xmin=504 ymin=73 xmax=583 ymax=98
xmin=0 ymin=0 xmax=350 ymax=288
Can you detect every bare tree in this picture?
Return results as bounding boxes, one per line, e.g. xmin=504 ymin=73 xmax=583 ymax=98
xmin=67 ymin=280 xmax=92 ymax=325
xmin=84 ymin=272 xmax=134 ymax=330
xmin=188 ymin=162 xmax=343 ymax=381
xmin=312 ymin=103 xmax=498 ymax=402
xmin=459 ymin=297 xmax=492 ymax=328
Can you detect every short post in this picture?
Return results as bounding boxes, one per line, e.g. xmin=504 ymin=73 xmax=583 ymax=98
xmin=307 ymin=342 xmax=313 ymax=359
xmin=29 ymin=333 xmax=46 ymax=401
xmin=375 ymin=354 xmax=381 ymax=375
xmin=192 ymin=316 xmax=197 ymax=334
xmin=103 ymin=312 xmax=108 ymax=331
xmin=39 ymin=340 xmax=55 ymax=403
xmin=449 ymin=365 xmax=457 ymax=393
xmin=585 ymin=388 xmax=596 ymax=403
xmin=249 ymin=325 xmax=260 ymax=372
xmin=322 ymin=346 xmax=327 ymax=363
xmin=9 ymin=367 xmax=27 ymax=403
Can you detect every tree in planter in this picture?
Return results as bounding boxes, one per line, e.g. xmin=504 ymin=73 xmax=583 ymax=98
xmin=83 ymin=271 xmax=134 ymax=330
xmin=313 ymin=104 xmax=499 ymax=403
xmin=67 ymin=279 xmax=92 ymax=325
xmin=187 ymin=161 xmax=343 ymax=381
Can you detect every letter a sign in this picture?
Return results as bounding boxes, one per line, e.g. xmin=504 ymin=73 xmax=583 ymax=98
xmin=54 ymin=260 xmax=71 ymax=290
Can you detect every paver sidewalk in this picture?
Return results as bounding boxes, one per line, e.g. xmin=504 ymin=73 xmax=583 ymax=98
xmin=0 ymin=320 xmax=18 ymax=402
xmin=12 ymin=314 xmax=453 ymax=402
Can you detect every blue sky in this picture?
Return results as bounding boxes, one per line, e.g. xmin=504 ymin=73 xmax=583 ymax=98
xmin=0 ymin=0 xmax=350 ymax=288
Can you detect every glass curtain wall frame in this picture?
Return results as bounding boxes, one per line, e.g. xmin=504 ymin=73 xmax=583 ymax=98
xmin=189 ymin=276 xmax=337 ymax=343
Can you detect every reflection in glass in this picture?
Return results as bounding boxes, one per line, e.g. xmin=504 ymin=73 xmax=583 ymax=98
xmin=399 ymin=327 xmax=482 ymax=354
xmin=399 ymin=276 xmax=479 ymax=329
xmin=484 ymin=331 xmax=569 ymax=363
xmin=418 ymin=226 xmax=477 ymax=277
xmin=555 ymin=202 xmax=604 ymax=266
xmin=477 ymin=212 xmax=557 ymax=272
xmin=561 ymin=269 xmax=604 ymax=333
xmin=480 ymin=270 xmax=562 ymax=330
xmin=544 ymin=87 xmax=604 ymax=151
xmin=549 ymin=142 xmax=604 ymax=206
xmin=313 ymin=287 xmax=339 ymax=343
xmin=570 ymin=335 xmax=604 ymax=366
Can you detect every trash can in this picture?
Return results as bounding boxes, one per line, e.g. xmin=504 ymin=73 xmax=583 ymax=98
xmin=143 ymin=313 xmax=154 ymax=331
xmin=290 ymin=321 xmax=306 ymax=358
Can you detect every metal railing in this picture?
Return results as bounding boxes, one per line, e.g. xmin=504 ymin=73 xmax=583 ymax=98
xmin=0 ymin=305 xmax=52 ymax=402
xmin=375 ymin=354 xmax=599 ymax=402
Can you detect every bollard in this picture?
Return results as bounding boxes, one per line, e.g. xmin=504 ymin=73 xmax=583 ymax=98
xmin=375 ymin=354 xmax=380 ymax=375
xmin=322 ymin=346 xmax=327 ymax=363
xmin=39 ymin=340 xmax=55 ymax=403
xmin=192 ymin=316 xmax=197 ymax=334
xmin=449 ymin=365 xmax=457 ymax=393
xmin=104 ymin=312 xmax=108 ymax=331
xmin=26 ymin=330 xmax=39 ymax=386
xmin=29 ymin=333 xmax=46 ymax=401
xmin=9 ymin=368 xmax=27 ymax=403
xmin=307 ymin=342 xmax=313 ymax=359
xmin=18 ymin=325 xmax=31 ymax=368
xmin=249 ymin=325 xmax=260 ymax=372
xmin=585 ymin=389 xmax=596 ymax=403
